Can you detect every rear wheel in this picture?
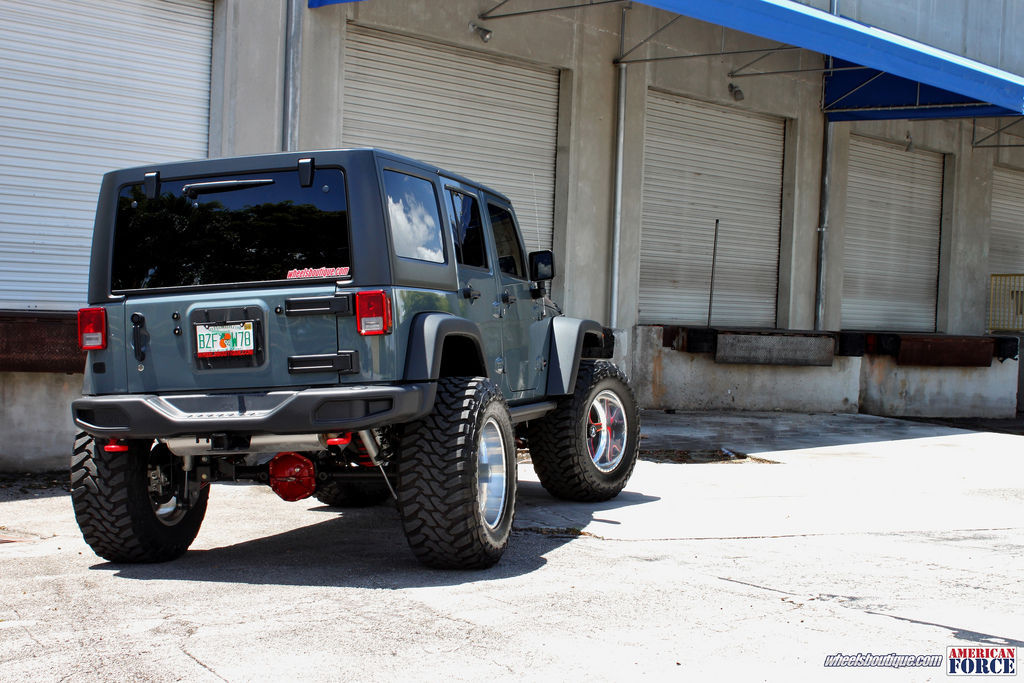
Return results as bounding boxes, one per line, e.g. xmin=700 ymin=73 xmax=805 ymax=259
xmin=527 ymin=360 xmax=639 ymax=501
xmin=397 ymin=377 xmax=516 ymax=569
xmin=71 ymin=433 xmax=209 ymax=563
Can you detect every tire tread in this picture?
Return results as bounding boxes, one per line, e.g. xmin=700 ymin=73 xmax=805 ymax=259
xmin=397 ymin=377 xmax=514 ymax=569
xmin=527 ymin=360 xmax=639 ymax=502
xmin=70 ymin=433 xmax=208 ymax=563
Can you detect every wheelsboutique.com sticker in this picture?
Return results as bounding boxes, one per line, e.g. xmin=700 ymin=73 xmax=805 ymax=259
xmin=947 ymin=647 xmax=1017 ymax=676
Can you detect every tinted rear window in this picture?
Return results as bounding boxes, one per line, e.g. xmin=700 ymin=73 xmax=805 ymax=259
xmin=111 ymin=169 xmax=349 ymax=291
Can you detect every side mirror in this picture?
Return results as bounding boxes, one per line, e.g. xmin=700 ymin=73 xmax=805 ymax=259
xmin=529 ymin=250 xmax=555 ymax=282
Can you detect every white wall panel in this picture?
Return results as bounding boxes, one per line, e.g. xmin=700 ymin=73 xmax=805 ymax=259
xmin=342 ymin=26 xmax=559 ymax=252
xmin=843 ymin=136 xmax=943 ymax=331
xmin=0 ymin=0 xmax=213 ymax=310
xmin=990 ymin=166 xmax=1024 ymax=274
xmin=639 ymin=92 xmax=784 ymax=326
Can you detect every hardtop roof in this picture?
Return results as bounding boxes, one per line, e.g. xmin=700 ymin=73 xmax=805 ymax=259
xmin=103 ymin=147 xmax=512 ymax=204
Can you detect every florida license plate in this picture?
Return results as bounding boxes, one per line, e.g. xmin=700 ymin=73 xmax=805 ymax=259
xmin=195 ymin=321 xmax=255 ymax=358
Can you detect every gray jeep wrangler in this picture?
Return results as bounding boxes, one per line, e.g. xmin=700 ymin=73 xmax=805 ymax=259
xmin=71 ymin=149 xmax=639 ymax=569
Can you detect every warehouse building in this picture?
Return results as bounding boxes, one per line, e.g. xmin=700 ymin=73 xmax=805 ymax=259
xmin=3 ymin=0 xmax=1024 ymax=469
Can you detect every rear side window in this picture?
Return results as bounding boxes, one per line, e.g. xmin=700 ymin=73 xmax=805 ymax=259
xmin=384 ymin=170 xmax=445 ymax=264
xmin=446 ymin=189 xmax=487 ymax=269
xmin=111 ymin=169 xmax=349 ymax=290
xmin=488 ymin=203 xmax=526 ymax=279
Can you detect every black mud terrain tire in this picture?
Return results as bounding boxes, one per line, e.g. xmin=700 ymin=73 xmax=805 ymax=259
xmin=313 ymin=479 xmax=392 ymax=507
xmin=397 ymin=377 xmax=516 ymax=569
xmin=71 ymin=433 xmax=209 ymax=563
xmin=527 ymin=360 xmax=639 ymax=501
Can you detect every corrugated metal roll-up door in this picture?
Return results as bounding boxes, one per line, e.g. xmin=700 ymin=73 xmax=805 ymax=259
xmin=342 ymin=26 xmax=559 ymax=252
xmin=988 ymin=167 xmax=1024 ymax=331
xmin=842 ymin=136 xmax=943 ymax=331
xmin=990 ymin=167 xmax=1024 ymax=274
xmin=639 ymin=92 xmax=784 ymax=326
xmin=0 ymin=0 xmax=213 ymax=311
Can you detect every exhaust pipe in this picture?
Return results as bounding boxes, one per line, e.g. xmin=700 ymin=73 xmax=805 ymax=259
xmin=164 ymin=433 xmax=329 ymax=457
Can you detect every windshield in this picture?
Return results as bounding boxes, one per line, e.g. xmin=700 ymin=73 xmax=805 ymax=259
xmin=111 ymin=169 xmax=349 ymax=291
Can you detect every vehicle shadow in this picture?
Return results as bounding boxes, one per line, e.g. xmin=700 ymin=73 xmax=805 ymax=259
xmin=0 ymin=472 xmax=70 ymax=502
xmin=100 ymin=482 xmax=660 ymax=589
xmin=514 ymin=479 xmax=660 ymax=533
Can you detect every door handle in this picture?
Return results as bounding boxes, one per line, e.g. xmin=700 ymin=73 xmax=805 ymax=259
xmin=284 ymin=294 xmax=353 ymax=316
xmin=130 ymin=312 xmax=147 ymax=362
xmin=462 ymin=287 xmax=481 ymax=301
xmin=501 ymin=291 xmax=517 ymax=305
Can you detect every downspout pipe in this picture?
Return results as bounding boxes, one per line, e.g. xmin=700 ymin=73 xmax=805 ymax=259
xmin=610 ymin=10 xmax=628 ymax=329
xmin=282 ymin=0 xmax=303 ymax=152
xmin=814 ymin=118 xmax=834 ymax=330
xmin=610 ymin=61 xmax=627 ymax=329
xmin=814 ymin=0 xmax=840 ymax=330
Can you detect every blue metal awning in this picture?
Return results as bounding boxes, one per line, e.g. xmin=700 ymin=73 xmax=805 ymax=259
xmin=640 ymin=0 xmax=1024 ymax=120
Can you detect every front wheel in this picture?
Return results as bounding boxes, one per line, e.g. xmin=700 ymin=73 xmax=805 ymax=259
xmin=71 ymin=433 xmax=209 ymax=563
xmin=527 ymin=360 xmax=639 ymax=501
xmin=396 ymin=377 xmax=516 ymax=569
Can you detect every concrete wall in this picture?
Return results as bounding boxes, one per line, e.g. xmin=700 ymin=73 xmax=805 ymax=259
xmin=634 ymin=327 xmax=1018 ymax=417
xmin=634 ymin=326 xmax=861 ymax=412
xmin=209 ymin=1 xmax=1024 ymax=337
xmin=208 ymin=1 xmax=828 ymax=337
xmin=614 ymin=9 xmax=825 ymax=339
xmin=0 ymin=373 xmax=80 ymax=472
xmin=209 ymin=0 xmax=1024 ymax=420
xmin=13 ymin=0 xmax=1023 ymax=472
xmin=860 ymin=354 xmax=1018 ymax=418
xmin=210 ymin=0 xmax=288 ymax=157
xmin=214 ymin=0 xmax=625 ymax=325
xmin=820 ymin=117 xmax=998 ymax=336
xmin=792 ymin=0 xmax=1024 ymax=74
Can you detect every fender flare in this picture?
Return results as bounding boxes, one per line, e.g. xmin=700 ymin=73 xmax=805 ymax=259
xmin=546 ymin=317 xmax=605 ymax=396
xmin=403 ymin=312 xmax=488 ymax=381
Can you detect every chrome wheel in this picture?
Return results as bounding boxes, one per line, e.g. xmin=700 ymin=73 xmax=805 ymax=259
xmin=147 ymin=450 xmax=187 ymax=526
xmin=477 ymin=416 xmax=508 ymax=529
xmin=152 ymin=495 xmax=184 ymax=525
xmin=586 ymin=389 xmax=627 ymax=472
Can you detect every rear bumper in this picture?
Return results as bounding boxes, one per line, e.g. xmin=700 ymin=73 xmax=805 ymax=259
xmin=72 ymin=383 xmax=436 ymax=439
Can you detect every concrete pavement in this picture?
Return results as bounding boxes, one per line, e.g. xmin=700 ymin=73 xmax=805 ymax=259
xmin=1 ymin=410 xmax=1022 ymax=681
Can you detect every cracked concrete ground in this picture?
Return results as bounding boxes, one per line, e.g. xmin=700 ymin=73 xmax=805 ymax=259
xmin=1 ymin=411 xmax=1022 ymax=681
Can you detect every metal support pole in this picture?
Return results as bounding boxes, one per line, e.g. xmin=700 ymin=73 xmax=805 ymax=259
xmin=282 ymin=0 xmax=303 ymax=152
xmin=814 ymin=121 xmax=834 ymax=330
xmin=814 ymin=0 xmax=839 ymax=331
xmin=609 ymin=10 xmax=628 ymax=329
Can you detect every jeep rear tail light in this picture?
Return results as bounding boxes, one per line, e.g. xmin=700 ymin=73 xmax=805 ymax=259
xmin=355 ymin=290 xmax=392 ymax=336
xmin=77 ymin=307 xmax=107 ymax=350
